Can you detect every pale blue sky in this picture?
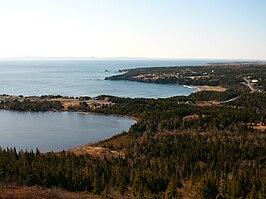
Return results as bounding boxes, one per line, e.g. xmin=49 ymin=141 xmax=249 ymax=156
xmin=0 ymin=0 xmax=265 ymax=59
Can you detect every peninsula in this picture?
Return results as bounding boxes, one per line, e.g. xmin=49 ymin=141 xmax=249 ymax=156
xmin=105 ymin=62 xmax=266 ymax=93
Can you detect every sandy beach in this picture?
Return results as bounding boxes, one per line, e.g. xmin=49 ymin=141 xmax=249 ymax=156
xmin=191 ymin=85 xmax=226 ymax=92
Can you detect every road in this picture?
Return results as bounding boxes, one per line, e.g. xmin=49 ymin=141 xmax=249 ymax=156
xmin=220 ymin=96 xmax=239 ymax=104
xmin=243 ymin=78 xmax=256 ymax=93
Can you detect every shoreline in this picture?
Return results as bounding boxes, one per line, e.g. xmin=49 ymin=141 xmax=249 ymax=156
xmin=67 ymin=111 xmax=138 ymax=156
xmin=0 ymin=109 xmax=138 ymax=122
xmin=183 ymin=85 xmax=201 ymax=91
xmin=0 ymin=108 xmax=137 ymax=155
xmin=187 ymin=85 xmax=226 ymax=92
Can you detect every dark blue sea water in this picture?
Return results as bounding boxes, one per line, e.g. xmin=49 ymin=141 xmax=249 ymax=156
xmin=0 ymin=59 xmax=211 ymax=98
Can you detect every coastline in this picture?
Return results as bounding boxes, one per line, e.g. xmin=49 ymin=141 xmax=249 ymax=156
xmin=187 ymin=85 xmax=226 ymax=92
xmin=183 ymin=85 xmax=201 ymax=91
xmin=66 ymin=111 xmax=138 ymax=156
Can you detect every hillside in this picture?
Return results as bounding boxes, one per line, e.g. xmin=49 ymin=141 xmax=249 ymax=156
xmin=0 ymin=63 xmax=265 ymax=198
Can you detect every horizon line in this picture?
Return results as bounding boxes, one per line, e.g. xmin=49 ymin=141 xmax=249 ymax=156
xmin=1 ymin=56 xmax=266 ymax=61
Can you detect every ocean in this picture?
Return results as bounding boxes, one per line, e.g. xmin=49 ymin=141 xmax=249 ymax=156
xmin=0 ymin=59 xmax=212 ymax=98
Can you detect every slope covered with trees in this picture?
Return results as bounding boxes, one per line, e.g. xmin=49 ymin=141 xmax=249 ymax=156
xmin=0 ymin=92 xmax=265 ymax=198
xmin=0 ymin=63 xmax=265 ymax=198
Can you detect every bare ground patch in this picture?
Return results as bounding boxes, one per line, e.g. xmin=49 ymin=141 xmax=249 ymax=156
xmin=68 ymin=145 xmax=125 ymax=158
xmin=250 ymin=123 xmax=266 ymax=132
xmin=0 ymin=185 xmax=98 ymax=199
xmin=193 ymin=85 xmax=226 ymax=92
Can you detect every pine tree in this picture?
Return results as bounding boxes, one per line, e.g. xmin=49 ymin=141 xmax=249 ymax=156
xmin=247 ymin=184 xmax=257 ymax=199
xmin=165 ymin=177 xmax=182 ymax=199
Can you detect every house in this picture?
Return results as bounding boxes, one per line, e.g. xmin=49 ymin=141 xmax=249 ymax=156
xmin=2 ymin=98 xmax=9 ymax=103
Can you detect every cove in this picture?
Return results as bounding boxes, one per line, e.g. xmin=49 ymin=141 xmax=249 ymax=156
xmin=0 ymin=110 xmax=136 ymax=152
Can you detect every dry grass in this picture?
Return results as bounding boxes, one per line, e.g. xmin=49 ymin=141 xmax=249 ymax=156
xmin=0 ymin=185 xmax=99 ymax=199
xmin=182 ymin=114 xmax=200 ymax=122
xmin=193 ymin=85 xmax=226 ymax=92
xmin=69 ymin=145 xmax=125 ymax=158
xmin=250 ymin=123 xmax=266 ymax=132
xmin=0 ymin=185 xmax=134 ymax=199
xmin=98 ymin=134 xmax=135 ymax=150
xmin=62 ymin=102 xmax=80 ymax=109
xmin=179 ymin=180 xmax=198 ymax=199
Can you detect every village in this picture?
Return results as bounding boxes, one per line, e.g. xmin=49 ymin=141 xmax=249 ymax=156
xmin=124 ymin=67 xmax=264 ymax=93
xmin=130 ymin=68 xmax=211 ymax=82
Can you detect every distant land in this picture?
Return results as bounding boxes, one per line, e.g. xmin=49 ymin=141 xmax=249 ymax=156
xmin=106 ymin=62 xmax=266 ymax=92
xmin=1 ymin=56 xmax=265 ymax=62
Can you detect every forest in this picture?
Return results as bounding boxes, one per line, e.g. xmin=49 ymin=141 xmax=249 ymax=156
xmin=0 ymin=90 xmax=265 ymax=198
xmin=0 ymin=99 xmax=62 ymax=111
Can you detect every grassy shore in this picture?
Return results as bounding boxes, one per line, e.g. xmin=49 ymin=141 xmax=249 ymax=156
xmin=190 ymin=85 xmax=226 ymax=92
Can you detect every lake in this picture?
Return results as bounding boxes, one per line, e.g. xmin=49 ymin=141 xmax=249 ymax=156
xmin=0 ymin=110 xmax=136 ymax=152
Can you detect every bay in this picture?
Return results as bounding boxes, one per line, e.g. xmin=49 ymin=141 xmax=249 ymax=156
xmin=0 ymin=59 xmax=211 ymax=98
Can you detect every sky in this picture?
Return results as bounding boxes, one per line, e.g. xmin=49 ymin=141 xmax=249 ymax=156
xmin=0 ymin=0 xmax=265 ymax=59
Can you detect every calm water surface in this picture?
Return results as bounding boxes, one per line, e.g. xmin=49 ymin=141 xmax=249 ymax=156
xmin=0 ymin=59 xmax=210 ymax=98
xmin=0 ymin=110 xmax=135 ymax=152
xmin=0 ymin=59 xmax=228 ymax=151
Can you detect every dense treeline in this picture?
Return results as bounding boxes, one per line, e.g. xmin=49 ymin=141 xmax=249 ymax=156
xmin=85 ymin=94 xmax=266 ymax=198
xmin=95 ymin=96 xmax=263 ymax=133
xmin=0 ymin=130 xmax=265 ymax=198
xmin=0 ymin=100 xmax=62 ymax=111
xmin=229 ymin=93 xmax=266 ymax=111
xmin=0 ymin=93 xmax=265 ymax=198
xmin=187 ymin=90 xmax=239 ymax=102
